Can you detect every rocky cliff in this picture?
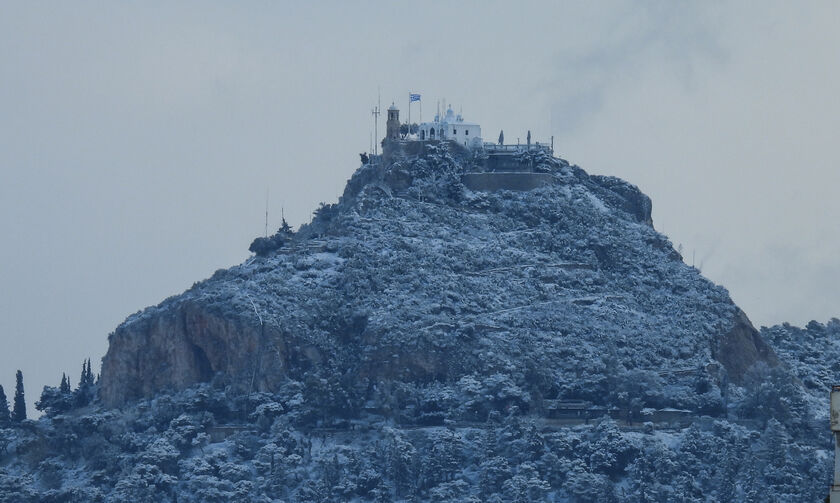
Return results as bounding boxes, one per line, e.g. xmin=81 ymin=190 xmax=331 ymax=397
xmin=101 ymin=144 xmax=777 ymax=413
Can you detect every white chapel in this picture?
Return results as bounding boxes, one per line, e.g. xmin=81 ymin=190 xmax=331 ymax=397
xmin=417 ymin=106 xmax=483 ymax=149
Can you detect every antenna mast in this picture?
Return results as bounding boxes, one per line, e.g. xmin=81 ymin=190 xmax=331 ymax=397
xmin=264 ymin=189 xmax=269 ymax=237
xmin=371 ymin=88 xmax=381 ymax=157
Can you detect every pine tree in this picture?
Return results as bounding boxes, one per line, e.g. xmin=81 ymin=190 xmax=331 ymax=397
xmin=279 ymin=218 xmax=293 ymax=235
xmin=60 ymin=373 xmax=71 ymax=394
xmin=74 ymin=358 xmax=95 ymax=408
xmin=498 ymin=130 xmax=504 ymax=145
xmin=12 ymin=370 xmax=26 ymax=422
xmin=36 ymin=371 xmax=75 ymax=416
xmin=0 ymin=385 xmax=9 ymax=425
xmin=78 ymin=360 xmax=88 ymax=389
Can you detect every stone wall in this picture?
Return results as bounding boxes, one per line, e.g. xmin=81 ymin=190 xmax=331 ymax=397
xmin=462 ymin=172 xmax=557 ymax=192
xmin=381 ymin=139 xmax=471 ymax=164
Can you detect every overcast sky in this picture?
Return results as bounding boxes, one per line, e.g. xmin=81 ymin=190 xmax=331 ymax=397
xmin=2 ymin=1 xmax=838 ymax=412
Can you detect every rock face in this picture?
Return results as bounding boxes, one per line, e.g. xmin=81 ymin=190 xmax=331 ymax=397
xmin=713 ymin=308 xmax=779 ymax=385
xmin=101 ymin=144 xmax=777 ymax=410
xmin=101 ymin=302 xmax=278 ymax=407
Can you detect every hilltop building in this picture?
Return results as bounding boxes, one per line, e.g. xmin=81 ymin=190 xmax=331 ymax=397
xmin=417 ymin=106 xmax=483 ymax=149
xmin=378 ymin=98 xmax=554 ymax=177
xmin=385 ymin=103 xmax=400 ymax=142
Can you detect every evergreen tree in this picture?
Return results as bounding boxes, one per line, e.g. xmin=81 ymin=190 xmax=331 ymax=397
xmin=60 ymin=373 xmax=71 ymax=394
xmin=399 ymin=123 xmax=419 ymax=136
xmin=388 ymin=433 xmax=416 ymax=498
xmin=0 ymin=385 xmax=9 ymax=425
xmin=78 ymin=359 xmax=94 ymax=389
xmin=12 ymin=370 xmax=26 ymax=422
xmin=74 ymin=358 xmax=95 ymax=408
xmin=279 ymin=218 xmax=293 ymax=236
xmin=498 ymin=130 xmax=504 ymax=145
xmin=36 ymin=372 xmax=76 ymax=415
xmin=479 ymin=456 xmax=511 ymax=497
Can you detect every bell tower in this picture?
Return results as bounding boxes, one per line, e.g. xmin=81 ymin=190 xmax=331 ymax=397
xmin=386 ymin=103 xmax=400 ymax=141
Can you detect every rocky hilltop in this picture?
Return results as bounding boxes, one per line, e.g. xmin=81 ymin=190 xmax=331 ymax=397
xmin=101 ymin=144 xmax=776 ymax=413
xmin=3 ymin=144 xmax=830 ymax=502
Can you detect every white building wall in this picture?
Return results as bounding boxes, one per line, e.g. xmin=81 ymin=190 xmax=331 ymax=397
xmin=445 ymin=123 xmax=482 ymax=148
xmin=417 ymin=107 xmax=482 ymax=148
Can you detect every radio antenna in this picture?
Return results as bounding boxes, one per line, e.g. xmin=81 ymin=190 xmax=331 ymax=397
xmin=371 ymin=87 xmax=381 ymax=156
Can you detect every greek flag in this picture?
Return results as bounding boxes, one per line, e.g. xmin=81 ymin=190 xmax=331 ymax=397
xmin=409 ymin=93 xmax=421 ymax=102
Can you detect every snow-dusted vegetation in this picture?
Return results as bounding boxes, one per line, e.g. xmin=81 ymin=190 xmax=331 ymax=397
xmin=762 ymin=319 xmax=840 ymax=421
xmin=0 ymin=145 xmax=834 ymax=501
xmin=0 ymin=379 xmax=829 ymax=501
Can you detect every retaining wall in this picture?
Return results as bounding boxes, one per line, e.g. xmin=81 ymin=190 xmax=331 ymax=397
xmin=462 ymin=172 xmax=557 ymax=192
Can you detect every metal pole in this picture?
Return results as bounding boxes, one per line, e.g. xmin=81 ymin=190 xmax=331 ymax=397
xmin=376 ymin=87 xmax=381 ymax=155
xmin=834 ymin=432 xmax=840 ymax=503
xmin=372 ymin=99 xmax=380 ymax=156
xmin=831 ymin=386 xmax=840 ymax=502
xmin=372 ymin=107 xmax=379 ymax=156
xmin=378 ymin=88 xmax=381 ymax=146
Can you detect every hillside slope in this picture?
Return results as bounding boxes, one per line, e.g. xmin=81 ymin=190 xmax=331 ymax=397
xmin=101 ymin=144 xmax=776 ymax=418
xmin=762 ymin=319 xmax=840 ymax=418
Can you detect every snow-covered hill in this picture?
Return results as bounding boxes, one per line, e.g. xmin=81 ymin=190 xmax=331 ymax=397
xmin=101 ymin=144 xmax=775 ymax=417
xmin=0 ymin=144 xmax=831 ymax=501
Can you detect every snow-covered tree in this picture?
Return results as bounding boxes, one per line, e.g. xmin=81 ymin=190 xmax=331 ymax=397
xmin=12 ymin=370 xmax=25 ymax=422
xmin=74 ymin=359 xmax=96 ymax=408
xmin=60 ymin=373 xmax=71 ymax=394
xmin=0 ymin=385 xmax=9 ymax=425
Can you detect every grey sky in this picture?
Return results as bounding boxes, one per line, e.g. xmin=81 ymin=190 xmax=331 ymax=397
xmin=1 ymin=1 xmax=838 ymax=411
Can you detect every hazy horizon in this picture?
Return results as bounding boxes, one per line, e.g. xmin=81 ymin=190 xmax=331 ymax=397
xmin=2 ymin=1 xmax=838 ymax=413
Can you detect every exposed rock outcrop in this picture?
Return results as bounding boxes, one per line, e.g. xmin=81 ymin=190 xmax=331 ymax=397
xmin=101 ymin=303 xmax=275 ymax=407
xmin=713 ymin=308 xmax=780 ymax=385
xmin=590 ymin=175 xmax=654 ymax=227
